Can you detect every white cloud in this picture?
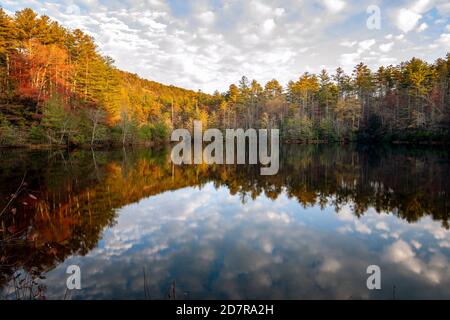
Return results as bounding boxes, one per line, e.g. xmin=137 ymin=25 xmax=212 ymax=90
xmin=437 ymin=1 xmax=450 ymax=15
xmin=440 ymin=241 xmax=450 ymax=248
xmin=437 ymin=33 xmax=450 ymax=46
xmin=320 ymin=258 xmax=341 ymax=273
xmin=358 ymin=39 xmax=376 ymax=51
xmin=411 ymin=0 xmax=433 ymax=13
xmin=375 ymin=221 xmax=390 ymax=231
xmin=384 ymin=240 xmax=415 ymax=263
xmin=417 ymin=22 xmax=428 ymax=32
xmin=340 ymin=40 xmax=357 ymax=48
xmin=396 ymin=8 xmax=422 ymax=33
xmin=395 ymin=0 xmax=435 ymax=33
xmin=411 ymin=240 xmax=422 ymax=249
xmin=384 ymin=240 xmax=423 ymax=273
xmin=262 ymin=18 xmax=276 ymax=34
xmin=197 ymin=11 xmax=215 ymax=25
xmin=379 ymin=42 xmax=394 ymax=53
xmin=274 ymin=8 xmax=285 ymax=16
xmin=337 ymin=206 xmax=355 ymax=221
xmin=322 ymin=0 xmax=346 ymax=13
xmin=338 ymin=53 xmax=360 ymax=70
xmin=355 ymin=222 xmax=371 ymax=234
xmin=249 ymin=0 xmax=272 ymax=16
xmin=378 ymin=55 xmax=397 ymax=65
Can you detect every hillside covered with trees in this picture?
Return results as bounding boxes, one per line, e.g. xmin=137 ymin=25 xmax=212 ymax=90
xmin=1 ymin=8 xmax=449 ymax=147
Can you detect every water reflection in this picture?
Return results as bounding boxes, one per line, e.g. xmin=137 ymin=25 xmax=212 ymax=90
xmin=0 ymin=145 xmax=449 ymax=299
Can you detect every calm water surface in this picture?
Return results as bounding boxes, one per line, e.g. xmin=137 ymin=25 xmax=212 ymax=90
xmin=0 ymin=145 xmax=449 ymax=299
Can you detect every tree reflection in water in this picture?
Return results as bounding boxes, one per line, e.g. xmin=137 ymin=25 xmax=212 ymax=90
xmin=0 ymin=145 xmax=449 ymax=299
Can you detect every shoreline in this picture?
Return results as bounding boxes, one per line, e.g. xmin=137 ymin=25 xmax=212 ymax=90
xmin=1 ymin=139 xmax=449 ymax=150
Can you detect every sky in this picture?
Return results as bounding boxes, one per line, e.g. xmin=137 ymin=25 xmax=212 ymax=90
xmin=1 ymin=0 xmax=450 ymax=93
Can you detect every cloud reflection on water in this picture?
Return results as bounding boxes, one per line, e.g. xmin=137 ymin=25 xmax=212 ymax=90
xmin=43 ymin=182 xmax=450 ymax=299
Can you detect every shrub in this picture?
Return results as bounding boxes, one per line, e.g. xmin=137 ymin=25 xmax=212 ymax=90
xmin=284 ymin=116 xmax=315 ymax=141
xmin=151 ymin=122 xmax=169 ymax=142
xmin=0 ymin=116 xmax=15 ymax=146
xmin=138 ymin=124 xmax=153 ymax=142
xmin=318 ymin=118 xmax=336 ymax=141
xmin=29 ymin=125 xmax=46 ymax=143
xmin=42 ymin=97 xmax=75 ymax=145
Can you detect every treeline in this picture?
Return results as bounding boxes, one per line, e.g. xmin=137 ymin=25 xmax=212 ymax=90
xmin=219 ymin=59 xmax=450 ymax=143
xmin=0 ymin=8 xmax=216 ymax=147
xmin=1 ymin=8 xmax=449 ymax=147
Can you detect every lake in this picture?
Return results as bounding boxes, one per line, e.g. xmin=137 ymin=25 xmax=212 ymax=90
xmin=0 ymin=145 xmax=449 ymax=299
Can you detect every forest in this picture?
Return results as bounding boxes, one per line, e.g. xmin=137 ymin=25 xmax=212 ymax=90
xmin=1 ymin=8 xmax=450 ymax=147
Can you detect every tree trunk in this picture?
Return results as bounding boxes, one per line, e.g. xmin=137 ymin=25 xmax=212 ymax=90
xmin=91 ymin=120 xmax=97 ymax=146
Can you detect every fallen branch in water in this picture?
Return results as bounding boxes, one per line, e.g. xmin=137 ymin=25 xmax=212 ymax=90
xmin=0 ymin=172 xmax=27 ymax=219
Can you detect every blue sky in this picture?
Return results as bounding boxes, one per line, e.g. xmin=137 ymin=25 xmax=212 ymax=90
xmin=2 ymin=0 xmax=449 ymax=92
